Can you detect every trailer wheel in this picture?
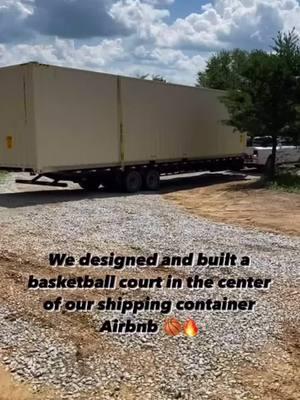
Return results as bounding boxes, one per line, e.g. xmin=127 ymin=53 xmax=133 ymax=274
xmin=79 ymin=178 xmax=100 ymax=191
xmin=124 ymin=170 xmax=142 ymax=193
xmin=143 ymin=169 xmax=160 ymax=191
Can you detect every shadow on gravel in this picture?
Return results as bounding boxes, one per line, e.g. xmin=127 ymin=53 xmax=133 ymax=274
xmin=158 ymin=171 xmax=248 ymax=194
xmin=0 ymin=172 xmax=248 ymax=208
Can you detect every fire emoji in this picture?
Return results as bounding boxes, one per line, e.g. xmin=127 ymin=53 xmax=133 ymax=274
xmin=164 ymin=318 xmax=182 ymax=336
xmin=183 ymin=319 xmax=199 ymax=337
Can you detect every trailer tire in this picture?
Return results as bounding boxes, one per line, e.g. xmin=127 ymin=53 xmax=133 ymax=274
xmin=124 ymin=170 xmax=142 ymax=193
xmin=143 ymin=169 xmax=160 ymax=191
xmin=79 ymin=178 xmax=100 ymax=191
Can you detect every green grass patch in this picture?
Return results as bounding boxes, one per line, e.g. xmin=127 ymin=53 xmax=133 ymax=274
xmin=228 ymin=169 xmax=300 ymax=193
xmin=266 ymin=172 xmax=300 ymax=193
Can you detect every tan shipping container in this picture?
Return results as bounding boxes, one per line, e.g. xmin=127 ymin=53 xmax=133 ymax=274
xmin=0 ymin=63 xmax=246 ymax=173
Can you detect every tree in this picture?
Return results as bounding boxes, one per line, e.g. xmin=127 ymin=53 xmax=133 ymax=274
xmin=198 ymin=30 xmax=300 ymax=179
xmin=135 ymin=73 xmax=167 ymax=83
xmin=222 ymin=43 xmax=300 ymax=178
xmin=272 ymin=28 xmax=300 ymax=65
xmin=197 ymin=49 xmax=249 ymax=90
xmin=135 ymin=73 xmax=150 ymax=80
xmin=272 ymin=28 xmax=300 ymax=146
xmin=152 ymin=74 xmax=167 ymax=83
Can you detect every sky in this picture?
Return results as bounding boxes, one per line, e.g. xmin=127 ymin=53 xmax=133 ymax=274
xmin=0 ymin=0 xmax=300 ymax=86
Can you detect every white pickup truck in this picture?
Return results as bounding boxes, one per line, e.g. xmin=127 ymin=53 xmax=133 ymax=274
xmin=245 ymin=136 xmax=300 ymax=170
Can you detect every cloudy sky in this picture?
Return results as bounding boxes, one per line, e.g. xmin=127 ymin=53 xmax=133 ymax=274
xmin=0 ymin=0 xmax=300 ymax=85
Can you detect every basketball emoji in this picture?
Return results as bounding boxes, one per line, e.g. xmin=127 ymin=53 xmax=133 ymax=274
xmin=183 ymin=319 xmax=199 ymax=337
xmin=164 ymin=318 xmax=182 ymax=336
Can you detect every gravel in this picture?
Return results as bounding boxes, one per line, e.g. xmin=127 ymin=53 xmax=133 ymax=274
xmin=0 ymin=173 xmax=299 ymax=399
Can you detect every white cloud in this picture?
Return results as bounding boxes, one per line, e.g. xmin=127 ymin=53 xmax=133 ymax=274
xmin=1 ymin=0 xmax=300 ymax=85
xmin=110 ymin=0 xmax=169 ymax=32
xmin=131 ymin=45 xmax=207 ymax=83
xmin=0 ymin=38 xmax=127 ymax=69
xmin=154 ymin=0 xmax=300 ymax=50
xmin=142 ymin=0 xmax=174 ymax=5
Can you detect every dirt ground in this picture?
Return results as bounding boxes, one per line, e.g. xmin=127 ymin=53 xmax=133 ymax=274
xmin=0 ymin=253 xmax=299 ymax=400
xmin=0 ymin=366 xmax=35 ymax=400
xmin=163 ymin=174 xmax=300 ymax=398
xmin=0 ymin=172 xmax=299 ymax=400
xmin=164 ymin=178 xmax=300 ymax=236
xmin=162 ymin=175 xmax=300 ymax=400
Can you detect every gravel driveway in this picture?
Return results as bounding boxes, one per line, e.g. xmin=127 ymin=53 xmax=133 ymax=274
xmin=0 ymin=173 xmax=299 ymax=400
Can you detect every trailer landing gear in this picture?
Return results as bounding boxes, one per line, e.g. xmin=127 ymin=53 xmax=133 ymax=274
xmin=15 ymin=175 xmax=68 ymax=188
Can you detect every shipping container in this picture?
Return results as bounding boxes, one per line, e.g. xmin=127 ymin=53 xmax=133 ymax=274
xmin=0 ymin=63 xmax=246 ymax=192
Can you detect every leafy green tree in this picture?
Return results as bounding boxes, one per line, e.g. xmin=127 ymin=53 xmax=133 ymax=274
xmin=222 ymin=40 xmax=300 ymax=178
xmin=272 ymin=28 xmax=300 ymax=145
xmin=135 ymin=73 xmax=167 ymax=83
xmin=135 ymin=73 xmax=150 ymax=80
xmin=152 ymin=74 xmax=167 ymax=83
xmin=197 ymin=49 xmax=249 ymax=90
xmin=272 ymin=28 xmax=300 ymax=65
xmin=198 ymin=30 xmax=300 ymax=179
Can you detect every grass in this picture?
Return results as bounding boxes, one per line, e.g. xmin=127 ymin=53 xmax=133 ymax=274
xmin=231 ymin=169 xmax=300 ymax=193
xmin=264 ymin=171 xmax=300 ymax=193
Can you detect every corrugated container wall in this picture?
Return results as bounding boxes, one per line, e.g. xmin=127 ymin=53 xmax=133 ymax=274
xmin=0 ymin=64 xmax=36 ymax=169
xmin=0 ymin=63 xmax=246 ymax=173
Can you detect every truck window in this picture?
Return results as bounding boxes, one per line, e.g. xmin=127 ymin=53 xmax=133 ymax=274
xmin=252 ymin=137 xmax=273 ymax=147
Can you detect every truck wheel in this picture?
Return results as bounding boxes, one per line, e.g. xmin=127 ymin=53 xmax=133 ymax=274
xmin=124 ymin=170 xmax=142 ymax=193
xmin=79 ymin=178 xmax=100 ymax=191
xmin=143 ymin=169 xmax=160 ymax=191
